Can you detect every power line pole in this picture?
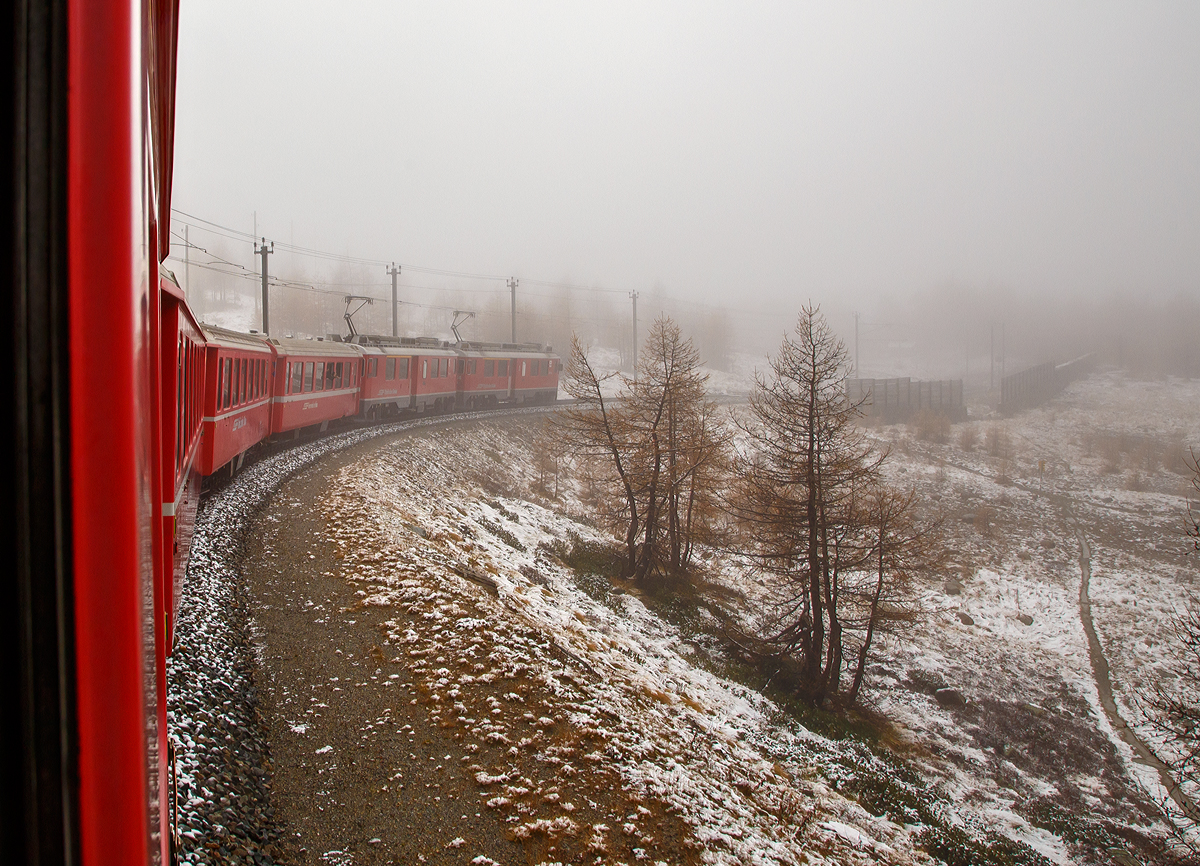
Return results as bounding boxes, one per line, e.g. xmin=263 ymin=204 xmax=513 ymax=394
xmin=990 ymin=323 xmax=995 ymax=391
xmin=853 ymin=311 xmax=859 ymax=374
xmin=255 ymin=237 xmax=273 ymax=335
xmin=1001 ymin=322 xmax=1006 ymax=380
xmin=508 ymin=277 xmax=519 ymax=343
xmin=629 ymin=290 xmax=639 ymax=376
xmin=387 ymin=263 xmax=401 ymax=337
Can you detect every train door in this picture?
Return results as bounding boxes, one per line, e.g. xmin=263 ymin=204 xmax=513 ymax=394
xmin=454 ymin=357 xmax=466 ymax=409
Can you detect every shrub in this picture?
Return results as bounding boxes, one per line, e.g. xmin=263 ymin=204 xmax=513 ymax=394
xmin=914 ymin=410 xmax=952 ymax=444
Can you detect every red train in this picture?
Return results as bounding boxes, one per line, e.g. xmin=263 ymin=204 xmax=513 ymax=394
xmin=1 ymin=3 xmax=558 ymax=863
xmin=196 ymin=328 xmax=560 ymax=476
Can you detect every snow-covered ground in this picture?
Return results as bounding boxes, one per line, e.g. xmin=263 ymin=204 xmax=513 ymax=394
xmin=849 ymin=370 xmax=1200 ymax=860
xmin=170 ymin=369 xmax=1197 ymax=865
xmin=315 ymin=423 xmax=940 ymax=865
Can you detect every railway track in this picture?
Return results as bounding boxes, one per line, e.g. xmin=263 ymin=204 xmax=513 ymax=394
xmin=167 ymin=404 xmax=567 ymax=865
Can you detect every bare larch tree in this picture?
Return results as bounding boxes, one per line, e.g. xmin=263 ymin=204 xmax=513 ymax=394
xmin=557 ymin=316 xmax=727 ymax=584
xmin=732 ymin=304 xmax=931 ymax=706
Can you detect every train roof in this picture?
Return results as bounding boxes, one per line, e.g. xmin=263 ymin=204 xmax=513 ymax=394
xmin=459 ymin=343 xmax=558 ymax=359
xmin=349 ymin=334 xmax=556 ymax=358
xmin=267 ymin=335 xmax=365 ymax=358
xmin=199 ymin=324 xmax=274 ymax=352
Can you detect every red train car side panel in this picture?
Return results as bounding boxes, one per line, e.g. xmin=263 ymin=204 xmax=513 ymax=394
xmin=269 ymin=338 xmax=363 ymax=434
xmin=358 ymin=349 xmax=415 ymax=414
xmin=159 ymin=271 xmax=205 ymax=650
xmin=198 ymin=326 xmax=274 ymax=475
xmin=69 ymin=0 xmax=157 ymax=861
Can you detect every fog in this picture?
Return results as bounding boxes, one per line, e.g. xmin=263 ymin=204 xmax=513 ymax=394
xmin=171 ymin=2 xmax=1200 ymax=378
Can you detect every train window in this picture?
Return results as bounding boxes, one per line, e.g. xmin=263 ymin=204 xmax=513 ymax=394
xmin=467 ymin=359 xmax=475 ymax=375
xmin=290 ymin=362 xmax=300 ymax=394
xmin=436 ymin=357 xmax=444 ymax=378
xmin=312 ymin=362 xmax=323 ymax=391
xmin=385 ymin=357 xmax=395 ymax=380
xmin=499 ymin=360 xmax=508 ymax=377
xmin=422 ymin=359 xmax=428 ymax=379
xmin=325 ymin=363 xmax=335 ymax=390
xmin=522 ymin=361 xmax=527 ymax=377
xmin=457 ymin=359 xmax=464 ymax=375
xmin=303 ymin=362 xmax=314 ymax=392
xmin=334 ymin=362 xmax=343 ymax=389
xmin=222 ymin=358 xmax=232 ymax=409
xmin=368 ymin=357 xmax=377 ymax=378
xmin=484 ymin=359 xmax=494 ymax=376
xmin=397 ymin=358 xmax=409 ymax=378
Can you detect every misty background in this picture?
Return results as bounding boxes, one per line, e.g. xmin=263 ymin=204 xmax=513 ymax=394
xmin=168 ymin=2 xmax=1200 ymax=388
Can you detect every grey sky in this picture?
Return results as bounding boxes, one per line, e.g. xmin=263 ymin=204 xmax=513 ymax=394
xmin=173 ymin=2 xmax=1199 ymax=312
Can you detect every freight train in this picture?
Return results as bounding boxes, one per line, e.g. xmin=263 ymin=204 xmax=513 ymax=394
xmin=1 ymin=2 xmax=557 ymax=863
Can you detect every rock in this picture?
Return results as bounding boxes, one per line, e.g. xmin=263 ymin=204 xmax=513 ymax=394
xmin=957 ymin=612 xmax=975 ymax=625
xmin=1016 ymin=550 xmax=1031 ymax=561
xmin=943 ymin=579 xmax=963 ymax=596
xmin=404 ymin=523 xmax=428 ymax=538
xmin=452 ymin=563 xmax=499 ymax=595
xmin=1039 ymin=538 xmax=1056 ymax=549
xmin=935 ymin=688 xmax=967 ymax=708
xmin=1016 ymin=613 xmax=1033 ymax=625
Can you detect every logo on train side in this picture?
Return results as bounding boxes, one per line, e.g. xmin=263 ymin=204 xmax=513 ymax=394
xmin=304 ymin=401 xmax=318 ymax=410
xmin=232 ymin=417 xmax=247 ymax=432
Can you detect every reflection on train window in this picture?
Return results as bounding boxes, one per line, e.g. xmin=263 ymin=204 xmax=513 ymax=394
xmin=368 ymin=357 xmax=378 ymax=378
xmin=303 ymin=361 xmax=314 ymax=392
xmin=522 ymin=361 xmax=527 ymax=376
xmin=397 ymin=358 xmax=409 ymax=378
xmin=222 ymin=358 xmax=232 ymax=409
xmin=438 ymin=357 xmax=446 ymax=378
xmin=484 ymin=359 xmax=494 ymax=376
xmin=333 ymin=363 xmax=342 ymax=390
xmin=422 ymin=359 xmax=428 ymax=379
xmin=313 ymin=362 xmax=324 ymax=391
xmin=386 ymin=357 xmax=395 ymax=380
xmin=291 ymin=362 xmax=301 ymax=394
xmin=467 ymin=359 xmax=476 ymax=375
xmin=498 ymin=360 xmax=508 ymax=377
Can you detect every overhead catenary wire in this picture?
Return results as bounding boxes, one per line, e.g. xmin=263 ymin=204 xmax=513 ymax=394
xmin=168 ymin=208 xmax=785 ymax=322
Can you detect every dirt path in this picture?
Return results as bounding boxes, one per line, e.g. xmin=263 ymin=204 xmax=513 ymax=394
xmin=242 ymin=426 xmax=700 ymax=866
xmin=1064 ymin=506 xmax=1200 ymax=823
xmin=921 ymin=444 xmax=1198 ymax=828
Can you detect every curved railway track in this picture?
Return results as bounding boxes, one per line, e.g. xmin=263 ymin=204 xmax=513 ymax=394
xmin=167 ymin=405 xmax=565 ymax=865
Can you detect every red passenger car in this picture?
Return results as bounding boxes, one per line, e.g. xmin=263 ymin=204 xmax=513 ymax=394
xmin=270 ymin=337 xmax=364 ymax=434
xmin=509 ymin=346 xmax=561 ymax=404
xmin=160 ymin=270 xmax=207 ymax=647
xmin=4 ymin=1 xmax=194 ymax=862
xmin=355 ymin=343 xmax=417 ymax=417
xmin=410 ymin=342 xmax=461 ymax=413
xmin=457 ymin=343 xmax=561 ymax=407
xmin=198 ymin=326 xmax=275 ymax=475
